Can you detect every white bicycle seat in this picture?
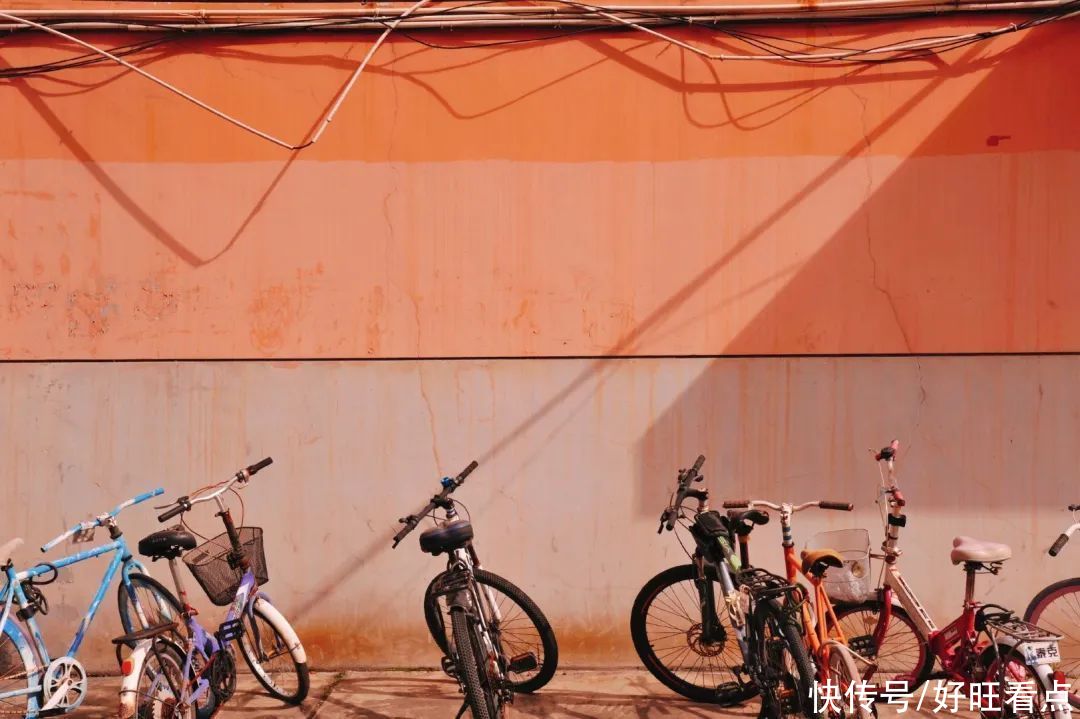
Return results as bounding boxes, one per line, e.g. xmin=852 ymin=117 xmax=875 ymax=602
xmin=951 ymin=535 xmax=1011 ymax=564
xmin=0 ymin=538 xmax=24 ymax=563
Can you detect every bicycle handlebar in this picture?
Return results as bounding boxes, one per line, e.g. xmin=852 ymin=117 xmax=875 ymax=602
xmin=723 ymin=499 xmax=852 ymax=512
xmin=1070 ymin=504 xmax=1080 ymax=512
xmin=392 ymin=461 xmax=479 ymax=548
xmin=41 ymin=488 xmax=165 ymax=552
xmin=658 ymin=455 xmax=706 ymax=533
xmin=1049 ymin=533 xmax=1070 ymax=557
xmin=155 ymin=458 xmax=273 ymax=523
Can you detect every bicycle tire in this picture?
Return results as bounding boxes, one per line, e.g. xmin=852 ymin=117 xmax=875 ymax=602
xmin=0 ymin=622 xmax=35 ymax=716
xmin=832 ymin=600 xmax=934 ymax=690
xmin=450 ymin=607 xmax=496 ymax=719
xmin=630 ymin=563 xmax=755 ymax=704
xmin=424 ymin=569 xmax=558 ymax=693
xmin=133 ymin=639 xmax=192 ymax=719
xmin=1024 ymin=577 xmax=1080 ymax=709
xmin=117 ymin=573 xmax=186 ymax=644
xmin=826 ymin=643 xmax=875 ymax=719
xmin=237 ymin=600 xmax=310 ymax=704
xmin=756 ymin=598 xmax=817 ymax=719
xmin=980 ymin=644 xmax=1050 ymax=719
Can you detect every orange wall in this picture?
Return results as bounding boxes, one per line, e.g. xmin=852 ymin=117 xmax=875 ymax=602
xmin=3 ymin=20 xmax=1078 ymax=359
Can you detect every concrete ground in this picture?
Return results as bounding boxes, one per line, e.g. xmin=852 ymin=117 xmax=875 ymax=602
xmin=73 ymin=670 xmax=978 ymax=718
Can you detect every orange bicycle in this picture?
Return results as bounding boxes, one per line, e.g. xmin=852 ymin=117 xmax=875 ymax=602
xmin=724 ymin=498 xmax=882 ymax=719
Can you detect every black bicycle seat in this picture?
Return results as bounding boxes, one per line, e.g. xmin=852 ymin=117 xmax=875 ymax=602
xmin=419 ymin=521 xmax=474 ymax=556
xmin=726 ymin=509 xmax=770 ymax=536
xmin=138 ymin=528 xmax=197 ymax=560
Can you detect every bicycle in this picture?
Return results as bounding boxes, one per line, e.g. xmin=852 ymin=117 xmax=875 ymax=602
xmin=723 ymin=497 xmax=879 ymax=719
xmin=630 ymin=455 xmax=817 ymax=718
xmin=1023 ymin=504 xmax=1079 ymax=709
xmin=831 ymin=441 xmax=1071 ymax=719
xmin=117 ymin=458 xmax=310 ymax=719
xmin=393 ymin=460 xmax=558 ymax=719
xmin=0 ymin=489 xmax=177 ymax=717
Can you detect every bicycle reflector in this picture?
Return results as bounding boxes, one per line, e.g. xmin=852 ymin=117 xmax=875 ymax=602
xmin=121 ymin=657 xmax=134 ymax=676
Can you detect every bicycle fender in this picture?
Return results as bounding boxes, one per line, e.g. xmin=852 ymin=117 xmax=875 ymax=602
xmin=117 ymin=640 xmax=152 ymax=719
xmin=252 ymin=597 xmax=307 ymax=664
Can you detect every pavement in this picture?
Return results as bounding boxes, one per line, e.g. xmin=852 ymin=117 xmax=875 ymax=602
xmin=72 ymin=669 xmax=979 ymax=718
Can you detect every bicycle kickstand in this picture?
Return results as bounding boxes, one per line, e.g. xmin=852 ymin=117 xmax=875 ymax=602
xmin=455 ymin=700 xmax=470 ymax=719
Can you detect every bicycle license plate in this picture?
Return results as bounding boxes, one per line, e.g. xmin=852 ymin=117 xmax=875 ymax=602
xmin=1023 ymin=641 xmax=1061 ymax=666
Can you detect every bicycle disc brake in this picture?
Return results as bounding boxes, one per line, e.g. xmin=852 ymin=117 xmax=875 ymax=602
xmin=209 ymin=650 xmax=237 ymax=704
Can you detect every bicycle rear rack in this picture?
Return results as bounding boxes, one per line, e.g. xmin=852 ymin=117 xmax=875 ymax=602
xmin=983 ymin=616 xmax=1062 ymax=643
xmin=737 ymin=567 xmax=806 ymax=603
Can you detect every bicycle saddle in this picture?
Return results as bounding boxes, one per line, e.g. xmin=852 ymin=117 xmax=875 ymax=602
xmin=419 ymin=521 xmax=474 ymax=556
xmin=950 ymin=536 xmax=1012 ymax=565
xmin=725 ymin=509 xmax=770 ymax=536
xmin=800 ymin=548 xmax=844 ymax=577
xmin=138 ymin=528 xmax=197 ymax=560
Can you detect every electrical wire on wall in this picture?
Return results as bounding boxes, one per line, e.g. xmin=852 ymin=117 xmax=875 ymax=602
xmin=1 ymin=0 xmax=1078 ymax=149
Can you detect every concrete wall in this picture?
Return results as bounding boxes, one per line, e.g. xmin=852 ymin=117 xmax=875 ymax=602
xmin=1 ymin=18 xmax=1079 ymax=668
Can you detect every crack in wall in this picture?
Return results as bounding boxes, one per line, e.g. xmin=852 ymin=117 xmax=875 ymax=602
xmin=849 ymin=84 xmax=928 ymax=431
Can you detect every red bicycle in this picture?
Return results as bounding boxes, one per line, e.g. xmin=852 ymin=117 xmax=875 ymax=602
xmin=832 ymin=441 xmax=1071 ymax=719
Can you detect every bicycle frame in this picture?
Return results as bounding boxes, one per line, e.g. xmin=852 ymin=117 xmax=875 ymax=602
xmin=0 ymin=530 xmax=152 ymax=713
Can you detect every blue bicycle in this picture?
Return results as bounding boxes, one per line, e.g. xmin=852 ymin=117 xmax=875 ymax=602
xmin=0 ymin=489 xmax=177 ymax=717
xmin=117 ymin=458 xmax=309 ymax=719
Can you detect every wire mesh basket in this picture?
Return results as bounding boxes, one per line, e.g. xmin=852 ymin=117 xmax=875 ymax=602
xmin=805 ymin=528 xmax=873 ymax=603
xmin=183 ymin=527 xmax=269 ymax=606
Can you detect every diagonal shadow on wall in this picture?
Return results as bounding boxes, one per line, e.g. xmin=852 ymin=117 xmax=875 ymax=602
xmin=635 ymin=22 xmax=1080 ymax=519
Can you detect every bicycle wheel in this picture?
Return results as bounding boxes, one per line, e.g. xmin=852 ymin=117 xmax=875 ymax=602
xmin=237 ymin=600 xmax=310 ymax=704
xmin=832 ymin=600 xmax=933 ymax=690
xmin=132 ymin=640 xmax=191 ymax=719
xmin=0 ymin=625 xmax=34 ymax=716
xmin=425 ymin=569 xmax=558 ymax=693
xmin=450 ymin=607 xmax=497 ymax=719
xmin=630 ymin=564 xmax=754 ymax=704
xmin=756 ymin=598 xmax=817 ymax=719
xmin=980 ymin=645 xmax=1050 ymax=719
xmin=1024 ymin=577 xmax=1080 ymax=709
xmin=825 ymin=644 xmax=875 ymax=719
xmin=118 ymin=573 xmax=185 ymax=643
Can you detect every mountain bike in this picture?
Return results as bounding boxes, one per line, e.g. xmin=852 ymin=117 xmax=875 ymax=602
xmin=393 ymin=460 xmax=558 ymax=719
xmin=1024 ymin=504 xmax=1079 ymax=709
xmin=117 ymin=458 xmax=309 ymax=719
xmin=0 ymin=489 xmax=176 ymax=717
xmin=630 ymin=455 xmax=817 ymax=718
xmin=831 ymin=441 xmax=1071 ymax=719
xmin=724 ymin=497 xmax=880 ymax=719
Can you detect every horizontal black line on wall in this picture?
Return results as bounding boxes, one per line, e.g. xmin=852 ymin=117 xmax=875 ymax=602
xmin=2 ymin=351 xmax=1080 ymax=364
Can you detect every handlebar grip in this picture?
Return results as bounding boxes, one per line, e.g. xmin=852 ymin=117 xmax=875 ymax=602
xmin=875 ymin=440 xmax=899 ymax=461
xmin=457 ymin=461 xmax=479 ymax=482
xmin=1049 ymin=533 xmax=1070 ymax=557
xmin=820 ymin=501 xmax=854 ymax=511
xmin=247 ymin=457 xmax=273 ymax=475
xmin=691 ymin=455 xmax=705 ymax=474
xmin=723 ymin=500 xmax=749 ymax=509
xmin=157 ymin=505 xmax=186 ymax=523
xmin=1070 ymin=504 xmax=1080 ymax=512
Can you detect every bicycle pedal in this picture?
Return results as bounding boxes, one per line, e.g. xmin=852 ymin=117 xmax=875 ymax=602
xmin=849 ymin=634 xmax=876 ymax=657
xmin=440 ymin=655 xmax=458 ymax=678
xmin=507 ymin=652 xmax=538 ymax=674
xmin=215 ymin=618 xmax=244 ymax=643
xmin=714 ymin=681 xmax=746 ymax=705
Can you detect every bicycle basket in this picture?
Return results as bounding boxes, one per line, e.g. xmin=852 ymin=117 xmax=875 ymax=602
xmin=804 ymin=528 xmax=872 ymax=603
xmin=182 ymin=527 xmax=269 ymax=606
